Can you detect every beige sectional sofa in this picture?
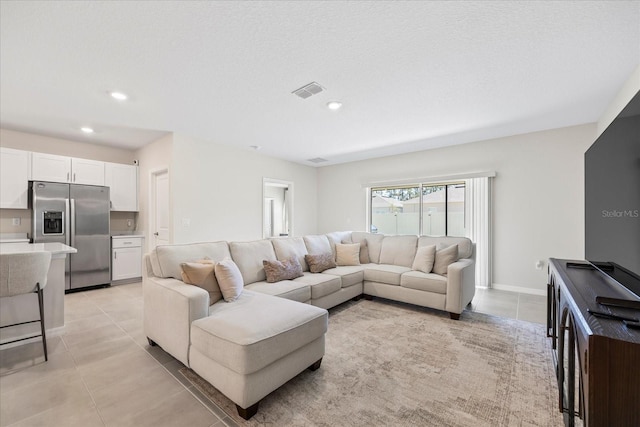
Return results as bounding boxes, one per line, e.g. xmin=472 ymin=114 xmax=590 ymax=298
xmin=143 ymin=232 xmax=475 ymax=419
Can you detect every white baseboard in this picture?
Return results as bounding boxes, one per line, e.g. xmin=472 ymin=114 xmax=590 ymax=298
xmin=491 ymin=283 xmax=546 ymax=296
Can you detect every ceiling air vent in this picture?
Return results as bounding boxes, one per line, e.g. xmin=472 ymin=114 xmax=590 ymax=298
xmin=307 ymin=157 xmax=328 ymax=164
xmin=292 ymin=82 xmax=324 ymax=99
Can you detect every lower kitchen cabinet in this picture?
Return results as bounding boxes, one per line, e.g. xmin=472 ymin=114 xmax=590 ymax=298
xmin=112 ymin=236 xmax=143 ymax=282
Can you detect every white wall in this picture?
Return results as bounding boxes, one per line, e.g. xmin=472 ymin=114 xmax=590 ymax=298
xmin=135 ymin=133 xmax=173 ymax=253
xmin=597 ymin=64 xmax=640 ymax=136
xmin=0 ymin=128 xmax=135 ymax=163
xmin=170 ymin=133 xmax=317 ymax=243
xmin=317 ymin=124 xmax=596 ymax=293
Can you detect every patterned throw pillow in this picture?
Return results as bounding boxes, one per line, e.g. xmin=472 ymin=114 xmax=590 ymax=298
xmin=305 ymin=253 xmax=337 ymax=273
xmin=214 ymin=258 xmax=244 ymax=302
xmin=180 ymin=258 xmax=222 ymax=305
xmin=263 ymin=257 xmax=304 ymax=283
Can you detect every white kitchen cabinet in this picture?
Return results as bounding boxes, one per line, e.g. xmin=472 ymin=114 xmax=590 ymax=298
xmin=105 ymin=162 xmax=138 ymax=211
xmin=111 ymin=236 xmax=143 ymax=282
xmin=31 ymin=152 xmax=71 ymax=183
xmin=31 ymin=153 xmax=104 ymax=185
xmin=0 ymin=148 xmax=31 ymax=209
xmin=71 ymin=158 xmax=105 ymax=185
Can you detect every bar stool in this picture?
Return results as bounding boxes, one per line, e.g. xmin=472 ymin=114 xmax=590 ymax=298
xmin=0 ymin=251 xmax=52 ymax=361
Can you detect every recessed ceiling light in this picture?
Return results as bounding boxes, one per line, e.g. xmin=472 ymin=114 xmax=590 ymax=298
xmin=80 ymin=127 xmax=94 ymax=134
xmin=327 ymin=101 xmax=342 ymax=110
xmin=109 ymin=91 xmax=128 ymax=101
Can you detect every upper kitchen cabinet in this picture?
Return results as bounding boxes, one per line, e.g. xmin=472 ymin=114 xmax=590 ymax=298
xmin=105 ymin=162 xmax=138 ymax=211
xmin=32 ymin=153 xmax=105 ymax=186
xmin=0 ymin=147 xmax=31 ymax=209
xmin=71 ymin=157 xmax=105 ymax=185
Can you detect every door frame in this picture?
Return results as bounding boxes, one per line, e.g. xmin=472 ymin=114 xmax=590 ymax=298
xmin=149 ymin=167 xmax=170 ymax=252
xmin=262 ymin=177 xmax=294 ymax=238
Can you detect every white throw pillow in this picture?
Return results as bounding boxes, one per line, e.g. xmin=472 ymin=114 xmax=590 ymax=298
xmin=432 ymin=244 xmax=459 ymax=276
xmin=411 ymin=245 xmax=437 ymax=274
xmin=214 ymin=258 xmax=244 ymax=302
xmin=335 ymin=243 xmax=361 ymax=266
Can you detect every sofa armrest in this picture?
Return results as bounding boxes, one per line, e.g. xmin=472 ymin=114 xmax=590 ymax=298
xmin=445 ymin=258 xmax=476 ymax=315
xmin=143 ymin=265 xmax=209 ymax=366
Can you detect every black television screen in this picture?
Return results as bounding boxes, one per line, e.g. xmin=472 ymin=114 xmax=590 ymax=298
xmin=585 ymin=90 xmax=640 ymax=296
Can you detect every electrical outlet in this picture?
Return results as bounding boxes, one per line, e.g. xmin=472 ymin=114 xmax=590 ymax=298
xmin=535 ymin=260 xmax=544 ymax=270
xmin=182 ymin=218 xmax=191 ymax=227
xmin=12 ymin=218 xmax=21 ymax=226
xmin=127 ymin=219 xmax=132 ymax=227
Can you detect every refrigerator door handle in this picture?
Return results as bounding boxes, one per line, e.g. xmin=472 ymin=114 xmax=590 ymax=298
xmin=70 ymin=199 xmax=76 ymax=247
xmin=65 ymin=198 xmax=71 ymax=246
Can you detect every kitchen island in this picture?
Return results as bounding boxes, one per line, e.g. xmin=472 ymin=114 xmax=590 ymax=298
xmin=0 ymin=242 xmax=76 ymax=346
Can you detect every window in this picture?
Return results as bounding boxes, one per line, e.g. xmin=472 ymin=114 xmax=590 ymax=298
xmin=370 ymin=182 xmax=465 ymax=237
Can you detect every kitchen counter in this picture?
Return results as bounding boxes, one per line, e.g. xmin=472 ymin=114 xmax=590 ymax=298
xmin=111 ymin=233 xmax=145 ymax=239
xmin=0 ymin=242 xmax=77 ymax=257
xmin=0 ymin=242 xmax=76 ymax=347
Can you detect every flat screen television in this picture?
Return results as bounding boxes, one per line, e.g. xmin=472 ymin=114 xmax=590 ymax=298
xmin=585 ymin=90 xmax=640 ymax=297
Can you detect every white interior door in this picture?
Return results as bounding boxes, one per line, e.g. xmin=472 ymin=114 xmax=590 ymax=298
xmin=150 ymin=169 xmax=170 ymax=250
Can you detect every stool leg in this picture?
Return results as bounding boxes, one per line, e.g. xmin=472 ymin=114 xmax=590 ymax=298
xmin=36 ymin=284 xmax=48 ymax=361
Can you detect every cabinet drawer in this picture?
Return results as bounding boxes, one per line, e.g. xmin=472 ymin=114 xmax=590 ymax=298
xmin=112 ymin=237 xmax=142 ymax=248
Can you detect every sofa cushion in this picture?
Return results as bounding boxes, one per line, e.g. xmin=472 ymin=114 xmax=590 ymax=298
xmin=433 ymin=244 xmax=459 ymax=276
xmin=363 ymin=264 xmax=412 ymax=286
xmin=294 ymin=272 xmax=342 ymax=299
xmin=352 ymin=232 xmax=384 ymax=263
xmin=400 ymin=271 xmax=447 ymax=294
xmin=244 ymin=280 xmax=311 ymax=303
xmin=152 ymin=242 xmax=231 ymax=279
xmin=305 ymin=253 xmax=336 ymax=273
xmin=194 ymin=290 xmax=327 ymax=375
xmin=379 ymin=235 xmax=418 ymax=268
xmin=335 ymin=243 xmax=361 ymax=266
xmin=215 ymin=259 xmax=244 ymax=302
xmin=180 ymin=260 xmax=222 ymax=304
xmin=263 ymin=257 xmax=304 ymax=283
xmin=411 ymin=245 xmax=436 ymax=274
xmin=418 ymin=236 xmax=473 ymax=259
xmin=322 ymin=265 xmax=365 ymax=288
xmin=229 ymin=240 xmax=277 ymax=285
xmin=271 ymin=237 xmax=309 ymax=272
xmin=303 ymin=235 xmax=333 ymax=255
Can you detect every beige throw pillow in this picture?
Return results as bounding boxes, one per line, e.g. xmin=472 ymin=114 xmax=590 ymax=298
xmin=180 ymin=259 xmax=222 ymax=305
xmin=214 ymin=258 xmax=244 ymax=302
xmin=335 ymin=243 xmax=361 ymax=266
xmin=263 ymin=257 xmax=304 ymax=283
xmin=411 ymin=245 xmax=437 ymax=274
xmin=432 ymin=244 xmax=459 ymax=276
xmin=342 ymin=238 xmax=370 ymax=264
xmin=305 ymin=253 xmax=336 ymax=273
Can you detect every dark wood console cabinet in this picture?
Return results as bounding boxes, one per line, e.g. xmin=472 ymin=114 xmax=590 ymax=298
xmin=547 ymin=259 xmax=640 ymax=427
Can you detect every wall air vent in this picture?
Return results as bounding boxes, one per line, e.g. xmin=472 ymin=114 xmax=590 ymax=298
xmin=307 ymin=157 xmax=328 ymax=164
xmin=292 ymin=82 xmax=325 ymax=99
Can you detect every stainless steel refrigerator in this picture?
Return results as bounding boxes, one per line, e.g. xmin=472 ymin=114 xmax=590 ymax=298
xmin=30 ymin=181 xmax=111 ymax=291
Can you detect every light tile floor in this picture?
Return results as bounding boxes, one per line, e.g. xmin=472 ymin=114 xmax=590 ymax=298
xmin=0 ymin=283 xmax=546 ymax=426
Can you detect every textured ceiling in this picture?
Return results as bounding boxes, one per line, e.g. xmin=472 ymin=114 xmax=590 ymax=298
xmin=1 ymin=1 xmax=639 ymax=165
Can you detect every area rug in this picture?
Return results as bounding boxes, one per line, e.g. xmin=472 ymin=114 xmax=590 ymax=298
xmin=180 ymin=299 xmax=563 ymax=426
